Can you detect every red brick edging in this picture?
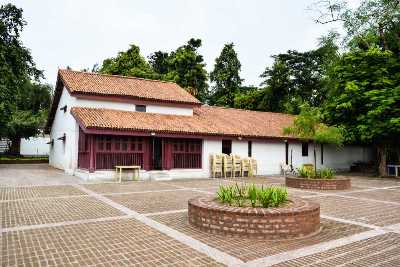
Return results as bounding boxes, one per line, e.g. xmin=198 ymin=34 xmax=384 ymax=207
xmin=188 ymin=196 xmax=320 ymax=240
xmin=285 ymin=176 xmax=351 ymax=190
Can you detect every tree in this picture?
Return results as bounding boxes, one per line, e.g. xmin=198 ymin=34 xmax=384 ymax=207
xmin=258 ymin=39 xmax=338 ymax=113
xmin=209 ymin=43 xmax=243 ymax=107
xmin=311 ymin=0 xmax=400 ymax=53
xmin=99 ymin=44 xmax=159 ymax=79
xmin=148 ymin=51 xmax=169 ymax=74
xmin=164 ymin=38 xmax=208 ymax=102
xmin=233 ymin=86 xmax=263 ymax=110
xmin=323 ymin=48 xmax=400 ymax=176
xmin=0 ymin=4 xmax=48 ymax=154
xmin=284 ymin=104 xmax=344 ymax=172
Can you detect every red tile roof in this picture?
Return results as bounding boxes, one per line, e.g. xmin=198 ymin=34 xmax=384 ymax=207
xmin=71 ymin=106 xmax=296 ymax=139
xmin=58 ymin=69 xmax=201 ymax=105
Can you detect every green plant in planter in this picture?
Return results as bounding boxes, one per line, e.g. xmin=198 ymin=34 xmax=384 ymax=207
xmin=233 ymin=183 xmax=247 ymax=207
xmin=318 ymin=168 xmax=335 ymax=179
xmin=247 ymin=184 xmax=258 ymax=208
xmin=297 ymin=166 xmax=335 ymax=179
xmin=216 ymin=185 xmax=234 ymax=205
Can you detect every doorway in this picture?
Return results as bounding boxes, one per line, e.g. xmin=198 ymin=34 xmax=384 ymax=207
xmin=151 ymin=137 xmax=163 ymax=170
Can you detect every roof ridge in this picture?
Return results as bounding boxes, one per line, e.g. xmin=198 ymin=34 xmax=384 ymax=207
xmin=202 ymin=105 xmax=295 ymax=117
xmin=58 ymin=68 xmax=179 ymax=86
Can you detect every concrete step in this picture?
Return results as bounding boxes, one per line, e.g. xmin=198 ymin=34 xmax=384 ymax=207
xmin=148 ymin=171 xmax=171 ymax=181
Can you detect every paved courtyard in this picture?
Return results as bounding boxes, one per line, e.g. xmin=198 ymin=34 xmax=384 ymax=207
xmin=1 ymin=165 xmax=400 ymax=266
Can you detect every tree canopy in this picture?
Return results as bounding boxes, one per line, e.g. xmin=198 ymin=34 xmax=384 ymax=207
xmin=99 ymin=39 xmax=209 ymax=102
xmin=0 ymin=4 xmax=51 ymax=154
xmin=209 ymin=43 xmax=243 ymax=107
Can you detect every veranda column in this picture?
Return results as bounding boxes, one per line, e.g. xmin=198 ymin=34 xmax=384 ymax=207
xmin=88 ymin=135 xmax=96 ymax=173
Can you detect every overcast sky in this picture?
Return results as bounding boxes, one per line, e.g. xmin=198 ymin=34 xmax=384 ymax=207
xmin=7 ymin=0 xmax=360 ymax=86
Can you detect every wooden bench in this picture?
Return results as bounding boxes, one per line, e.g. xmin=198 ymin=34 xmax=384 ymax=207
xmin=115 ymin=165 xmax=141 ymax=183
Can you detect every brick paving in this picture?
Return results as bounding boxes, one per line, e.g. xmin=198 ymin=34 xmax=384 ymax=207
xmin=314 ymin=195 xmax=400 ymax=226
xmin=273 ymin=233 xmax=400 ymax=266
xmin=1 ymin=196 xmax=124 ymax=228
xmin=149 ymin=212 xmax=367 ymax=262
xmin=0 ymin=185 xmax=86 ymax=201
xmin=107 ymin=190 xmax=209 ymax=214
xmin=2 ymin=170 xmax=400 ymax=266
xmin=83 ymin=181 xmax=178 ymax=194
xmin=2 ymin=218 xmax=223 ymax=267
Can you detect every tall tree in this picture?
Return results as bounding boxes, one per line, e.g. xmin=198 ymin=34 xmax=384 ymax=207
xmin=164 ymin=38 xmax=208 ymax=102
xmin=209 ymin=43 xmax=243 ymax=107
xmin=0 ymin=4 xmax=48 ymax=154
xmin=311 ymin=0 xmax=400 ymax=53
xmin=99 ymin=44 xmax=158 ymax=79
xmin=258 ymin=39 xmax=338 ymax=114
xmin=148 ymin=51 xmax=169 ymax=74
xmin=323 ymin=48 xmax=400 ymax=176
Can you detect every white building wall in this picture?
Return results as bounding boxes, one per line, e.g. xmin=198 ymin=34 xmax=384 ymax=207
xmin=74 ymin=97 xmax=193 ymax=115
xmin=20 ymin=135 xmax=50 ymax=156
xmin=232 ymin=140 xmax=248 ymax=158
xmin=202 ymin=139 xmax=222 ymax=177
xmin=49 ymin=88 xmax=79 ymax=174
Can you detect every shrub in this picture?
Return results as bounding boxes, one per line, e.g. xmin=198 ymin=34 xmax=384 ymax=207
xmin=297 ymin=166 xmax=335 ymax=179
xmin=216 ymin=183 xmax=288 ymax=208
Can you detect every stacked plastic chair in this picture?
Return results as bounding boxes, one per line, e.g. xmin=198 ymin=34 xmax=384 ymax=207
xmin=223 ymin=154 xmax=234 ymax=178
xmin=250 ymin=158 xmax=257 ymax=176
xmin=241 ymin=158 xmax=251 ymax=177
xmin=211 ymin=154 xmax=223 ymax=178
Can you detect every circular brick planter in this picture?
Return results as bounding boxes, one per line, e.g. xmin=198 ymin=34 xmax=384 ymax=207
xmin=285 ymin=176 xmax=351 ymax=190
xmin=188 ymin=196 xmax=320 ymax=240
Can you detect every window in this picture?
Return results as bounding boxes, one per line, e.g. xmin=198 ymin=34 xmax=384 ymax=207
xmin=248 ymin=141 xmax=252 ymax=157
xmin=321 ymin=144 xmax=324 ymax=165
xmin=135 ymin=105 xmax=146 ymax=112
xmin=172 ymin=139 xmax=202 ymax=169
xmin=222 ymin=140 xmax=232 ymax=155
xmin=302 ymin=142 xmax=308 ymax=157
xmin=285 ymin=141 xmax=289 ymax=164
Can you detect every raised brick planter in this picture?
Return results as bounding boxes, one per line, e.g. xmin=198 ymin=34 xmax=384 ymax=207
xmin=285 ymin=176 xmax=351 ymax=190
xmin=188 ymin=196 xmax=320 ymax=240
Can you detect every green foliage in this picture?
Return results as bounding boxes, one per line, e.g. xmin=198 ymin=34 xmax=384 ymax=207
xmin=247 ymin=184 xmax=258 ymax=208
xmin=0 ymin=4 xmax=51 ymax=155
xmin=216 ymin=185 xmax=234 ymax=205
xmin=297 ymin=166 xmax=335 ymax=179
xmin=165 ymin=38 xmax=209 ymax=102
xmin=257 ymin=186 xmax=288 ymax=208
xmin=100 ymin=39 xmax=209 ymax=102
xmin=0 ymin=4 xmax=43 ymax=138
xmin=209 ymin=43 xmax=243 ymax=107
xmin=323 ymin=48 xmax=400 ymax=145
xmin=284 ymin=104 xmax=344 ymax=146
xmin=99 ymin=44 xmax=158 ymax=79
xmin=216 ymin=183 xmax=288 ymax=208
xmin=233 ymin=183 xmax=247 ymax=207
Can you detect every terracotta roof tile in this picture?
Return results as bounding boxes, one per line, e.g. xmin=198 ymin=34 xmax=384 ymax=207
xmin=71 ymin=106 xmax=296 ymax=139
xmin=58 ymin=69 xmax=201 ymax=105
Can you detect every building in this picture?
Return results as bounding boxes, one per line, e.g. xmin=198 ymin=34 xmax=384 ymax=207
xmin=45 ymin=69 xmax=372 ymax=180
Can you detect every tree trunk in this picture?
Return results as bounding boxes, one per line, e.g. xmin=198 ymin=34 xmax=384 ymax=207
xmin=9 ymin=138 xmax=21 ymax=156
xmin=377 ymin=143 xmax=387 ymax=177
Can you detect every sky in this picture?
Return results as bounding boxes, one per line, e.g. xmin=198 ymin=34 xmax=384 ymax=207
xmin=7 ymin=0 xmax=360 ymax=87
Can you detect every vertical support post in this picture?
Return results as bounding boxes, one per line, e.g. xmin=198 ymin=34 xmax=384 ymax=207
xmin=89 ymin=135 xmax=96 ymax=173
